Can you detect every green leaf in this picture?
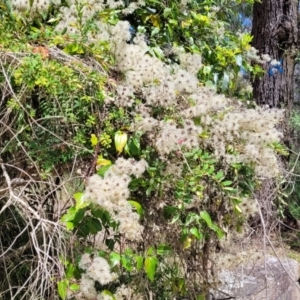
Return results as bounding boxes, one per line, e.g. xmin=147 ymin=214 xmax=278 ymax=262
xmin=73 ymin=208 xmax=86 ymax=226
xmin=91 ymin=207 xmax=104 ymax=219
xmin=163 ymin=206 xmax=178 ymax=219
xmin=130 ymin=136 xmax=141 ymax=156
xmin=200 ymin=211 xmax=212 ymax=228
xmin=101 ymin=290 xmax=115 ymax=299
xmin=63 ymin=43 xmax=84 ymax=54
xmin=157 ymin=244 xmax=172 ymax=256
xmin=86 ymin=217 xmax=102 ymax=234
xmin=211 ymin=224 xmax=225 ymax=239
xmin=121 ymin=255 xmax=133 ymax=271
xmin=74 ymin=192 xmax=88 ymax=210
xmin=61 ymin=207 xmax=76 ymax=222
xmin=47 ymin=17 xmax=60 ymax=23
xmin=190 ymin=227 xmax=202 ymax=239
xmin=90 ymin=134 xmax=98 ymax=146
xmin=185 ymin=212 xmax=199 ymax=226
xmin=128 ymin=200 xmax=143 ymax=217
xmin=221 ymin=180 xmax=233 ymax=186
xmin=172 ymin=277 xmax=186 ymax=293
xmin=163 ymin=8 xmax=172 ymax=17
xmin=69 ymin=284 xmax=80 ymax=292
xmin=135 ymin=255 xmax=143 ymax=271
xmin=170 ymin=213 xmax=180 ymax=224
xmin=151 ymin=27 xmax=160 ymax=37
xmin=109 ymin=252 xmax=121 ymax=268
xmin=57 ymin=279 xmax=68 ymax=300
xmin=144 ymin=257 xmax=158 ymax=281
xmin=146 ymin=247 xmax=155 ymax=256
xmin=65 ymin=222 xmax=74 ymax=230
xmin=97 ymin=164 xmax=112 ymax=177
xmin=65 ymin=263 xmax=75 ymax=279
xmin=223 ymin=187 xmax=238 ymax=192
xmin=216 ymin=227 xmax=225 ymax=239
xmin=203 ymin=65 xmax=212 ymax=75
xmin=151 ymin=46 xmax=164 ymax=59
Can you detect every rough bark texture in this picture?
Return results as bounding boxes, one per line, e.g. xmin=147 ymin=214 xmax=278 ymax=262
xmin=251 ymin=0 xmax=298 ymax=112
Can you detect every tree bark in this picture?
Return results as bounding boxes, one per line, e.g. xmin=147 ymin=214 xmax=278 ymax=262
xmin=251 ymin=0 xmax=298 ymax=113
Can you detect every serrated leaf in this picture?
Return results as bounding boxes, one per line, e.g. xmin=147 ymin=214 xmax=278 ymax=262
xmin=144 ymin=257 xmax=158 ymax=281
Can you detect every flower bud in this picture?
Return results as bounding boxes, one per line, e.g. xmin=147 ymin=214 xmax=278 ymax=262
xmin=114 ymin=131 xmax=128 ymax=155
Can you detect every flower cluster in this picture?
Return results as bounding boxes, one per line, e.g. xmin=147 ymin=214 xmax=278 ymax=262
xmin=246 ymin=46 xmax=273 ymax=65
xmin=114 ymin=284 xmax=143 ymax=300
xmin=104 ymin=25 xmax=283 ymax=177
xmin=10 ymin=0 xmax=54 ymax=11
xmin=83 ymin=158 xmax=148 ymax=241
xmin=78 ymin=254 xmax=117 ymax=299
xmin=177 ymin=50 xmax=202 ymax=76
xmin=155 ymin=120 xmax=202 ymax=156
xmin=236 ymin=197 xmax=259 ymax=218
xmin=115 ymin=85 xmax=135 ymax=107
xmin=227 ymin=108 xmax=283 ymax=177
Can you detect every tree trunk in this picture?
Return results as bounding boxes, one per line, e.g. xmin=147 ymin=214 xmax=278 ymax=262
xmin=251 ymin=0 xmax=298 ymax=113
